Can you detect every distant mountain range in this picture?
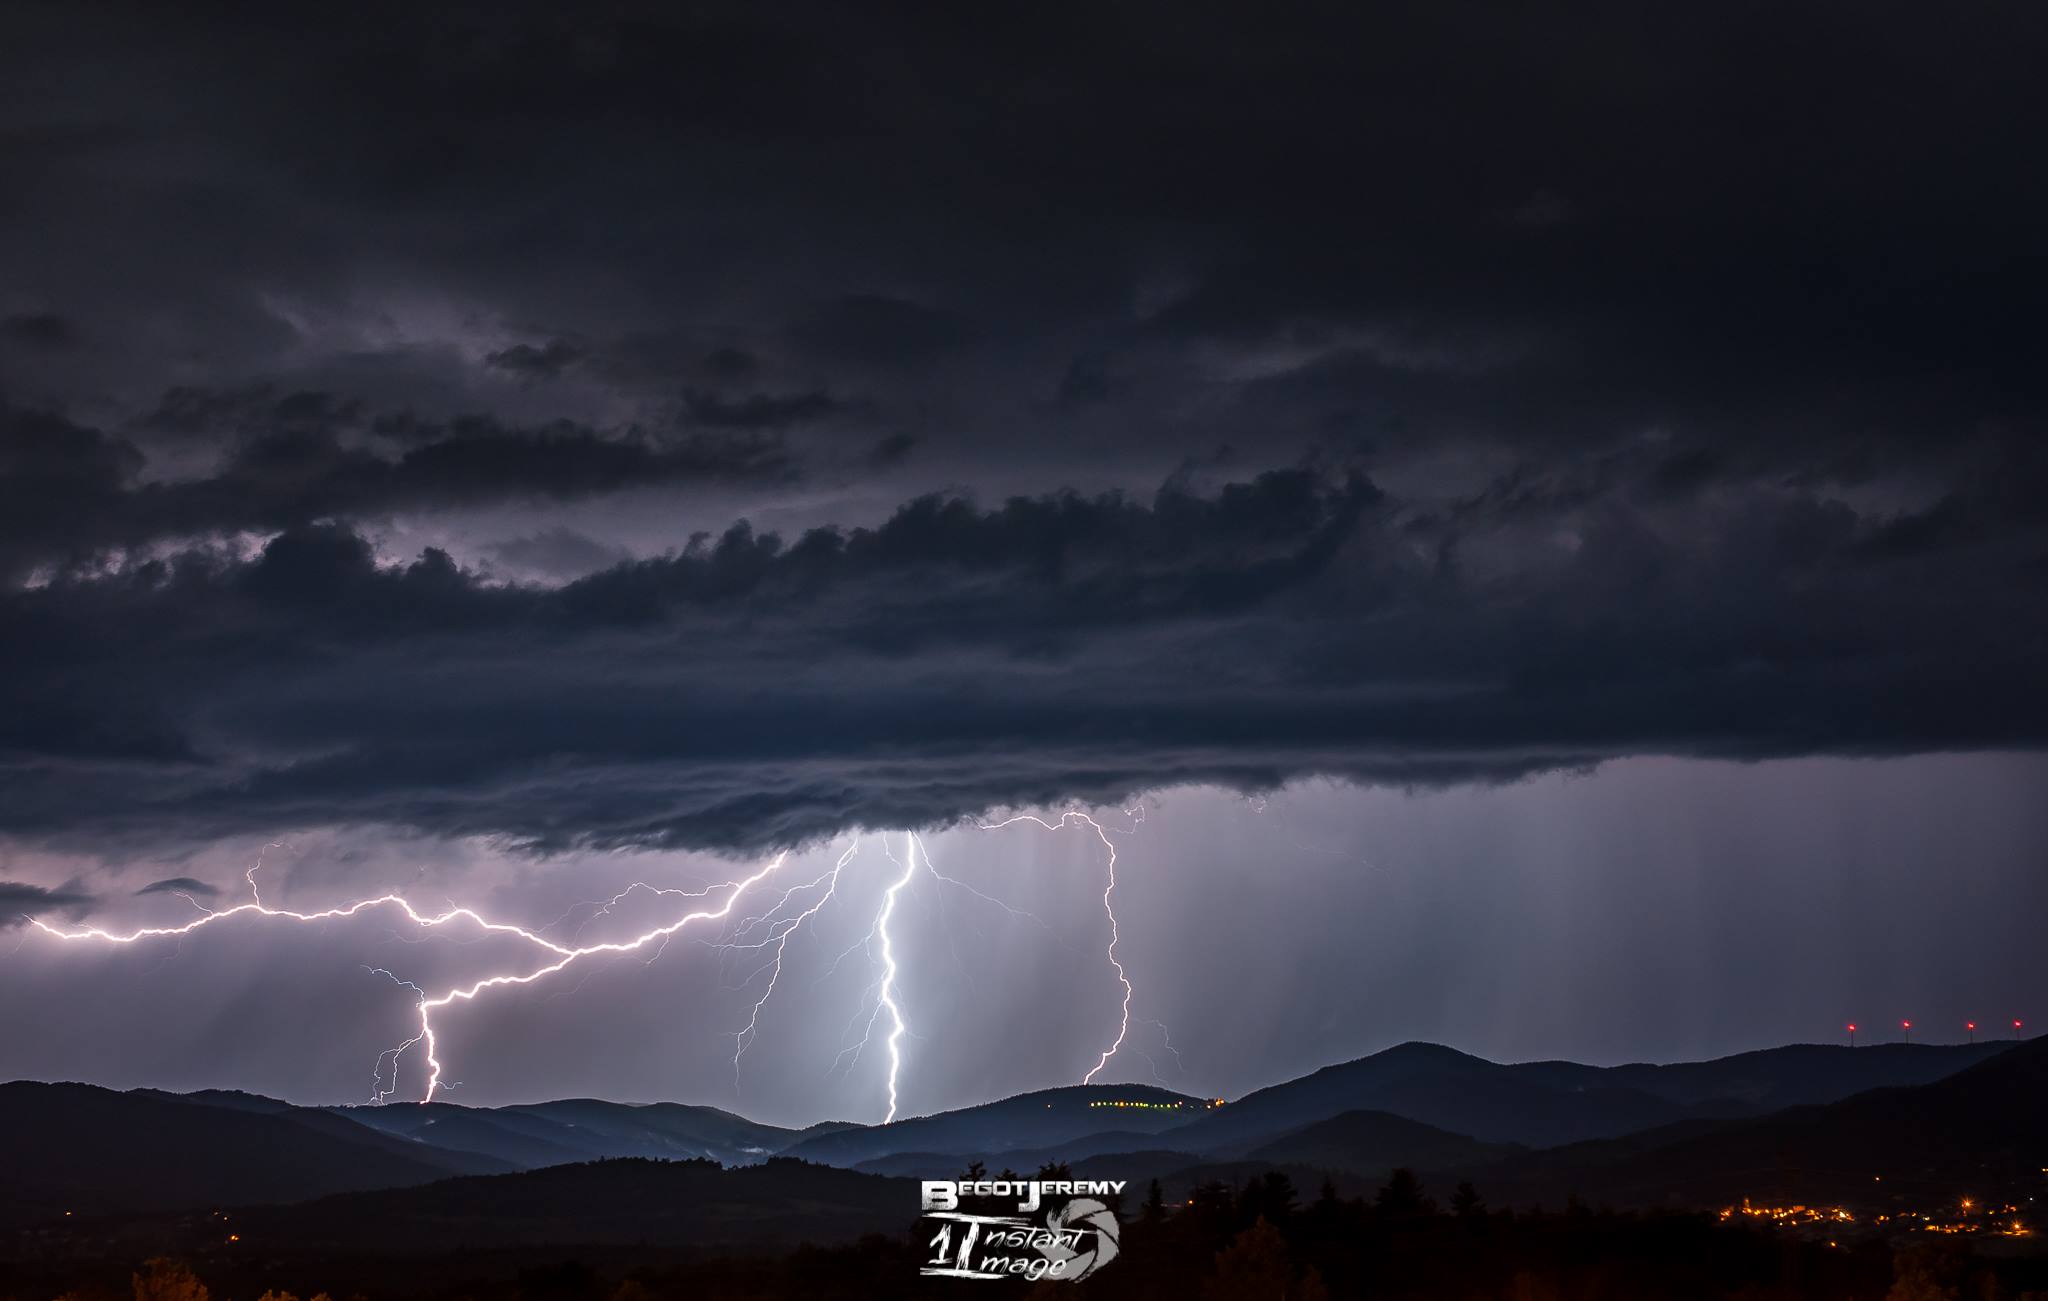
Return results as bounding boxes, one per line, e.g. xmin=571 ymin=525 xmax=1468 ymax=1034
xmin=214 ymin=1158 xmax=914 ymax=1252
xmin=331 ymin=1096 xmax=814 ymax=1169
xmin=0 ymin=1037 xmax=2025 ymax=1236
xmin=1247 ymin=1108 xmax=1525 ymax=1172
xmin=0 ymin=1082 xmax=504 ymax=1227
xmin=778 ymin=1082 xmax=1213 ymax=1166
xmin=1450 ymin=1033 xmax=2048 ymax=1209
xmin=1144 ymin=1039 xmax=2011 ymax=1154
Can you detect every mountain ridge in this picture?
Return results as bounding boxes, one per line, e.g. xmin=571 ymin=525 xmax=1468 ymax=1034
xmin=0 ymin=1036 xmax=2018 ymax=1228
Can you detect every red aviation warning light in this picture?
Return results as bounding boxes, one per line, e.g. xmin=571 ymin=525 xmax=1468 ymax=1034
xmin=1967 ymin=1021 xmax=1977 ymax=1044
xmin=1902 ymin=1020 xmax=1913 ymax=1044
xmin=1846 ymin=1023 xmax=1858 ymax=1047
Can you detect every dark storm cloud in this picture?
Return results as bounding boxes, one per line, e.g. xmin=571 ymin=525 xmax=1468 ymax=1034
xmin=140 ymin=386 xmax=368 ymax=440
xmin=0 ymin=313 xmax=75 ymax=350
xmin=133 ymin=877 xmax=220 ymax=899
xmin=866 ymin=432 xmax=919 ymax=469
xmin=0 ymin=880 xmax=94 ymax=926
xmin=680 ymin=387 xmax=855 ymax=430
xmin=483 ymin=526 xmax=633 ymax=578
xmin=6 ymin=0 xmax=2043 ymax=480
xmin=482 ymin=339 xmax=586 ymax=380
xmin=1 ymin=1 xmax=2045 ymax=853
xmin=0 ymin=400 xmax=794 ymax=580
xmin=699 ymin=349 xmax=760 ymax=384
xmin=1 ymin=458 xmax=2042 ymax=854
xmin=787 ymin=296 xmax=977 ymax=369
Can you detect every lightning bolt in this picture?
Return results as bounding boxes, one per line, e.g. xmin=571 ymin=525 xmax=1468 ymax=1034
xmin=978 ymin=808 xmax=1156 ymax=1085
xmin=544 ymin=876 xmax=745 ymax=945
xmin=363 ymin=968 xmax=427 ymax=1103
xmin=866 ymin=832 xmax=921 ymax=1122
xmin=1142 ymin=1017 xmax=1185 ymax=1076
xmin=28 ymin=847 xmax=789 ymax=1103
xmin=726 ymin=838 xmax=857 ymax=1086
xmin=21 ymin=806 xmax=1172 ymax=1117
xmin=915 ymin=831 xmax=1068 ymax=949
xmin=403 ymin=853 xmax=788 ymax=1100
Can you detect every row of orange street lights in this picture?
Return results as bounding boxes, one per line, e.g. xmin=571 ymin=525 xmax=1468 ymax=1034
xmin=1844 ymin=1019 xmax=2022 ymax=1046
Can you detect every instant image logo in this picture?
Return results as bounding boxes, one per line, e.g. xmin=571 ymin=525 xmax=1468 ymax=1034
xmin=919 ymin=1178 xmax=1125 ymax=1282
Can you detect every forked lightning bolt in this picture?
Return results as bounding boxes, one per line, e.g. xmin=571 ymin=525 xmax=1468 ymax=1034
xmin=870 ymin=832 xmax=921 ymax=1121
xmin=28 ymin=850 xmax=790 ymax=1103
xmin=402 ymin=854 xmax=788 ymax=1100
xmin=727 ymin=839 xmax=859 ymax=1085
xmin=20 ymin=809 xmax=1168 ymax=1115
xmin=978 ymin=808 xmax=1163 ymax=1085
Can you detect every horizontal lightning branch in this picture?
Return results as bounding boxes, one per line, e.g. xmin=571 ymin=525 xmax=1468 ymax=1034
xmin=22 ymin=810 xmax=1166 ymax=1115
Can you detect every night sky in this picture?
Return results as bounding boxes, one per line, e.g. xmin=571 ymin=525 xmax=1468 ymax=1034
xmin=2 ymin=2 xmax=2044 ymax=1126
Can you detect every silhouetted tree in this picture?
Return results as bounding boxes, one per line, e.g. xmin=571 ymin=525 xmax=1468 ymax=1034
xmin=1888 ymin=1245 xmax=1964 ymax=1301
xmin=1142 ymin=1177 xmax=1166 ymax=1225
xmin=1033 ymin=1160 xmax=1078 ymax=1215
xmin=1451 ymin=1180 xmax=1486 ymax=1220
xmin=1240 ymin=1170 xmax=1298 ymax=1224
xmin=1204 ymin=1217 xmax=1327 ymax=1301
xmin=1374 ymin=1168 xmax=1433 ymax=1219
xmin=1181 ymin=1179 xmax=1238 ymax=1243
xmin=1302 ymin=1176 xmax=1349 ymax=1246
xmin=133 ymin=1259 xmax=208 ymax=1301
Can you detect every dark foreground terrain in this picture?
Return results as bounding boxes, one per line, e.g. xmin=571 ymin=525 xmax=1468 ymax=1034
xmin=4 ymin=1038 xmax=2043 ymax=1299
xmin=6 ymin=1173 xmax=2047 ymax=1301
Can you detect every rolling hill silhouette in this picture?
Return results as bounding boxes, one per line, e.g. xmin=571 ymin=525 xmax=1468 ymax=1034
xmin=851 ymin=1129 xmax=1203 ymax=1178
xmin=332 ymin=1097 xmax=799 ymax=1168
xmin=191 ymin=1157 xmax=915 ymax=1251
xmin=131 ymin=1087 xmax=301 ymax=1114
xmin=328 ymin=1102 xmax=596 ymax=1169
xmin=1503 ymin=1040 xmax=2015 ymax=1110
xmin=0 ymin=1037 xmax=2019 ymax=1233
xmin=1138 ymin=1040 xmax=2004 ymax=1155
xmin=778 ymin=1082 xmax=1211 ymax=1166
xmin=845 ymin=1108 xmax=1517 ymax=1185
xmin=1140 ymin=1043 xmax=1713 ymax=1153
xmin=502 ymin=1098 xmax=798 ymax=1158
xmin=1246 ymin=1108 xmax=1524 ymax=1173
xmin=0 ymin=1082 xmax=508 ymax=1227
xmin=1454 ymin=1034 xmax=2048 ymax=1208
